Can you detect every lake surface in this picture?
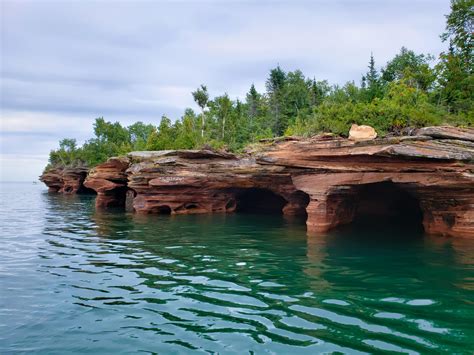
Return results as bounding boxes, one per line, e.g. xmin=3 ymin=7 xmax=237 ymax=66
xmin=1 ymin=182 xmax=473 ymax=354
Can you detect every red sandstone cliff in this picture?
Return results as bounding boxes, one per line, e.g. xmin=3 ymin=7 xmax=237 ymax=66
xmin=54 ymin=126 xmax=474 ymax=238
xmin=40 ymin=166 xmax=90 ymax=194
xmin=257 ymin=126 xmax=474 ymax=238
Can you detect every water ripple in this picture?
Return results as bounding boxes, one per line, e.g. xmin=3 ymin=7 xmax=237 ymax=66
xmin=1 ymin=183 xmax=473 ymax=353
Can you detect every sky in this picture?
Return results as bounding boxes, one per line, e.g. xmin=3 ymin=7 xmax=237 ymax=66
xmin=1 ymin=0 xmax=451 ymax=181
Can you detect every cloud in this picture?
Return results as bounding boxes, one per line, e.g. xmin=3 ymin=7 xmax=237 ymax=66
xmin=0 ymin=0 xmax=450 ymax=180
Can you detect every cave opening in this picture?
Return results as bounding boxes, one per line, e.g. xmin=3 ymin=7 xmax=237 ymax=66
xmin=77 ymin=185 xmax=97 ymax=195
xmin=350 ymin=182 xmax=423 ymax=231
xmin=150 ymin=205 xmax=172 ymax=214
xmin=235 ymin=188 xmax=287 ymax=214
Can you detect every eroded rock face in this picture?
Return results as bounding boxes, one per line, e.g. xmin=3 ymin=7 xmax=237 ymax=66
xmin=83 ymin=157 xmax=130 ymax=208
xmin=40 ymin=167 xmax=90 ymax=194
xmin=40 ymin=168 xmax=63 ymax=193
xmin=64 ymin=126 xmax=474 ymax=238
xmin=83 ymin=150 xmax=309 ymax=216
xmin=259 ymin=130 xmax=474 ymax=238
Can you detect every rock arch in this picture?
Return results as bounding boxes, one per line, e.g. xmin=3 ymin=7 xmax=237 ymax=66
xmin=233 ymin=188 xmax=287 ymax=214
xmin=78 ymin=127 xmax=474 ymax=238
xmin=308 ymin=181 xmax=424 ymax=232
xmin=293 ymin=172 xmax=473 ymax=237
xmin=351 ymin=182 xmax=422 ymax=228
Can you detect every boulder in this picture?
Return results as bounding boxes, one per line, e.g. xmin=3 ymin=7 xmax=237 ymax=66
xmin=348 ymin=124 xmax=377 ymax=141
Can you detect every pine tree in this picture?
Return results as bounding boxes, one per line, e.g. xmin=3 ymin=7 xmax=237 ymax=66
xmin=246 ymin=84 xmax=260 ymax=120
xmin=266 ymin=66 xmax=287 ymax=135
xmin=366 ymin=53 xmax=378 ymax=88
xmin=310 ymin=79 xmax=330 ymax=106
xmin=364 ymin=53 xmax=382 ymax=101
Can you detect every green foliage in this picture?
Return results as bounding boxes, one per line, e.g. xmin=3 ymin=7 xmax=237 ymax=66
xmin=361 ymin=53 xmax=384 ymax=101
xmin=145 ymin=116 xmax=176 ymax=150
xmin=47 ymin=5 xmax=472 ymax=170
xmin=192 ymin=84 xmax=209 ymax=138
xmin=47 ymin=138 xmax=80 ymax=167
xmin=441 ymin=0 xmax=473 ymax=70
xmin=128 ymin=121 xmax=155 ymax=151
xmin=382 ymin=47 xmax=436 ymax=91
xmin=174 ymin=109 xmax=200 ymax=149
xmin=288 ymin=80 xmax=459 ymax=137
xmin=436 ymin=0 xmax=474 ymax=113
xmin=266 ymin=66 xmax=288 ymax=135
xmin=309 ymin=79 xmax=330 ymax=106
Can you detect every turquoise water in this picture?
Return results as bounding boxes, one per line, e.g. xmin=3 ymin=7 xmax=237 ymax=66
xmin=1 ymin=182 xmax=473 ymax=354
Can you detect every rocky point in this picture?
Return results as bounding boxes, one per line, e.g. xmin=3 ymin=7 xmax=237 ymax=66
xmin=41 ymin=126 xmax=474 ymax=238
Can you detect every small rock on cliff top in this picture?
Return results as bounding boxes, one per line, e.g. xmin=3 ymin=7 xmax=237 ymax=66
xmin=349 ymin=124 xmax=377 ymax=141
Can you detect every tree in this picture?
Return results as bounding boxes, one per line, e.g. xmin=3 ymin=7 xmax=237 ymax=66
xmin=381 ymin=47 xmax=436 ymax=91
xmin=145 ymin=116 xmax=176 ymax=150
xmin=284 ymin=70 xmax=311 ymax=125
xmin=59 ymin=138 xmax=77 ymax=152
xmin=80 ymin=118 xmax=132 ymax=166
xmin=437 ymin=0 xmax=474 ymax=112
xmin=246 ymin=84 xmax=260 ymax=120
xmin=48 ymin=138 xmax=79 ymax=167
xmin=441 ymin=0 xmax=473 ymax=71
xmin=231 ymin=98 xmax=249 ymax=149
xmin=192 ymin=85 xmax=209 ymax=138
xmin=266 ymin=66 xmax=287 ymax=135
xmin=93 ymin=117 xmax=130 ymax=145
xmin=363 ymin=53 xmax=383 ymax=101
xmin=175 ymin=109 xmax=200 ymax=149
xmin=213 ymin=94 xmax=233 ymax=140
xmin=128 ymin=121 xmax=154 ymax=150
xmin=309 ymin=79 xmax=330 ymax=106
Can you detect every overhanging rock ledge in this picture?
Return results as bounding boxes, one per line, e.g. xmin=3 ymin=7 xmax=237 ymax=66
xmin=43 ymin=126 xmax=474 ymax=238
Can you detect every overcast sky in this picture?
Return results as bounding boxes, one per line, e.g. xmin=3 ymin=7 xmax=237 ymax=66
xmin=1 ymin=0 xmax=450 ymax=181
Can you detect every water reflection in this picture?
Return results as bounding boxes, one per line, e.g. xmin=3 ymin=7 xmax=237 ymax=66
xmin=1 ymin=183 xmax=473 ymax=354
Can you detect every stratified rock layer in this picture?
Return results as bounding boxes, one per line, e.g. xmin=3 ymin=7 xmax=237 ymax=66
xmin=40 ymin=167 xmax=90 ymax=194
xmin=259 ymin=128 xmax=474 ymax=238
xmin=83 ymin=157 xmax=130 ymax=208
xmin=82 ymin=126 xmax=474 ymax=238
xmin=85 ymin=150 xmax=309 ymax=216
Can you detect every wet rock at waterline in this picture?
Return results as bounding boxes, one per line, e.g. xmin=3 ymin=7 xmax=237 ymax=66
xmin=40 ymin=166 xmax=91 ymax=194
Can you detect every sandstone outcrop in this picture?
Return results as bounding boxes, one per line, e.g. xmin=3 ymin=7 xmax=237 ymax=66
xmin=40 ymin=168 xmax=63 ymax=193
xmin=47 ymin=126 xmax=474 ymax=238
xmin=258 ymin=134 xmax=473 ymax=238
xmin=84 ymin=150 xmax=309 ymax=216
xmin=40 ymin=166 xmax=90 ymax=194
xmin=83 ymin=157 xmax=130 ymax=208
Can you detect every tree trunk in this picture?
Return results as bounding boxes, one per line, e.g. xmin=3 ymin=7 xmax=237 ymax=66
xmin=201 ymin=110 xmax=204 ymax=138
xmin=222 ymin=116 xmax=225 ymax=140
